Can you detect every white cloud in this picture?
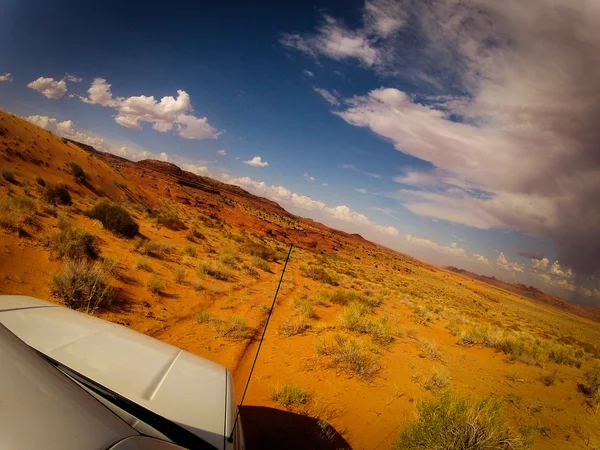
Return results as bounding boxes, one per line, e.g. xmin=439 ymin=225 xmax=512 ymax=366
xmin=472 ymin=254 xmax=490 ymax=266
xmin=244 ymin=156 xmax=269 ymax=168
xmin=549 ymin=261 xmax=572 ymax=279
xmin=217 ymin=149 xmax=227 ymax=156
xmin=0 ymin=73 xmax=12 ymax=82
xmin=64 ymin=74 xmax=83 ymax=83
xmin=24 ymin=115 xmax=105 ymax=149
xmin=405 ymin=234 xmax=466 ymax=256
xmin=180 ymin=163 xmax=209 ymax=175
xmin=221 ymin=174 xmax=398 ymax=236
xmin=496 ymin=252 xmax=524 ymax=273
xmin=27 ymin=77 xmax=67 ymax=99
xmin=303 ymin=172 xmax=316 ymax=182
xmin=111 ymin=146 xmax=152 ymax=161
xmin=322 ymin=183 xmax=328 ymax=186
xmin=313 ymin=87 xmax=340 ymax=106
xmin=80 ymin=78 xmax=220 ymax=140
xmin=303 ymin=70 xmax=315 ymax=78
xmin=355 ymin=188 xmax=367 ymax=194
xmin=531 ymin=257 xmax=550 ymax=272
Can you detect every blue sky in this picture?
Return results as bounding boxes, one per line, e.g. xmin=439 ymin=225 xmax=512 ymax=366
xmin=1 ymin=0 xmax=599 ymax=304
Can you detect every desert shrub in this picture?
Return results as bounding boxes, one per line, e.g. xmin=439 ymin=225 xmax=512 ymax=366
xmin=50 ymin=226 xmax=99 ymax=260
xmin=278 ymin=318 xmax=309 ymax=337
xmin=539 ymin=370 xmax=559 ymax=386
xmin=424 ymin=368 xmax=450 ymax=392
xmin=240 ymin=242 xmax=277 ymax=261
xmin=197 ymin=262 xmax=234 ymax=281
xmin=269 ymin=384 xmax=309 ymax=409
xmin=507 ymin=372 xmax=523 ymax=382
xmin=43 ymin=184 xmax=71 ymax=205
xmin=172 ymin=267 xmax=186 ymax=284
xmin=147 ymin=275 xmax=165 ymax=293
xmin=136 ymin=258 xmax=153 ymax=272
xmin=581 ymin=361 xmax=600 ymax=409
xmin=219 ymin=248 xmax=240 ymax=267
xmin=0 ymin=195 xmax=38 ymax=230
xmin=182 ymin=245 xmax=196 ymax=257
xmin=132 ymin=238 xmax=175 ymax=259
xmin=420 ymin=339 xmax=442 ymax=361
xmin=35 ymin=176 xmax=45 ymax=187
xmin=86 ymin=201 xmax=138 ymax=237
xmin=365 ymin=317 xmax=396 ymax=346
xmin=293 ymin=296 xmax=316 ymax=319
xmin=155 ymin=211 xmax=186 ymax=230
xmin=338 ymin=302 xmax=370 ymax=332
xmin=69 ymin=162 xmax=85 ymax=182
xmin=394 ymin=391 xmax=530 ymax=450
xmin=252 ymin=256 xmax=271 ymax=272
xmin=316 ymin=333 xmax=379 ymax=380
xmin=301 ymin=266 xmax=339 ymax=286
xmin=101 ymin=257 xmax=120 ymax=276
xmin=194 ymin=311 xmax=213 ymax=323
xmin=1 ymin=167 xmax=15 ymax=182
xmin=186 ymin=229 xmax=205 ymax=241
xmin=51 ymin=259 xmax=114 ymax=311
xmin=213 ymin=315 xmax=253 ymax=340
xmin=241 ymin=264 xmax=259 ymax=278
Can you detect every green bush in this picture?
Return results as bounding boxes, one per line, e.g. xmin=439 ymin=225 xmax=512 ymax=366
xmin=43 ymin=185 xmax=72 ymax=205
xmin=86 ymin=201 xmax=139 ymax=237
xmin=394 ymin=391 xmax=530 ymax=449
xmin=51 ymin=259 xmax=114 ymax=311
xmin=50 ymin=226 xmax=99 ymax=260
xmin=69 ymin=162 xmax=85 ymax=182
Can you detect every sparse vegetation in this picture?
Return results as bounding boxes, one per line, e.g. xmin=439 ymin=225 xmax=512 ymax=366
xmin=293 ymin=296 xmax=316 ymax=319
xmin=252 ymin=255 xmax=271 ymax=272
xmin=0 ymin=195 xmax=38 ymax=231
xmin=132 ymin=238 xmax=176 ymax=259
xmin=420 ymin=339 xmax=442 ymax=360
xmin=155 ymin=211 xmax=186 ymax=230
xmin=147 ymin=275 xmax=165 ymax=293
xmin=241 ymin=242 xmax=277 ymax=261
xmin=581 ymin=361 xmax=600 ymax=409
xmin=301 ymin=266 xmax=339 ymax=286
xmin=394 ymin=392 xmax=530 ymax=449
xmin=182 ymin=245 xmax=196 ymax=257
xmin=197 ymin=262 xmax=234 ymax=281
xmin=269 ymin=384 xmax=310 ymax=409
xmin=316 ymin=333 xmax=379 ymax=380
xmin=51 ymin=259 xmax=114 ymax=311
xmin=172 ymin=267 xmax=186 ymax=284
xmin=87 ymin=201 xmax=139 ymax=237
xmin=424 ymin=368 xmax=450 ymax=392
xmin=69 ymin=162 xmax=85 ymax=182
xmin=194 ymin=311 xmax=213 ymax=323
xmin=539 ymin=370 xmax=559 ymax=386
xmin=213 ymin=315 xmax=253 ymax=340
xmin=43 ymin=184 xmax=71 ymax=205
xmin=219 ymin=247 xmax=240 ymax=267
xmin=50 ymin=226 xmax=99 ymax=260
xmin=278 ymin=317 xmax=309 ymax=337
xmin=35 ymin=176 xmax=45 ymax=187
xmin=186 ymin=229 xmax=205 ymax=241
xmin=136 ymin=258 xmax=153 ymax=272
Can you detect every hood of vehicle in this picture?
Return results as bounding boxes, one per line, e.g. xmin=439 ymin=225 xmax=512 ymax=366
xmin=0 ymin=296 xmax=234 ymax=450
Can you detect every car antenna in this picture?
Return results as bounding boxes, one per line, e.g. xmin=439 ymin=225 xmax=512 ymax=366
xmin=227 ymin=243 xmax=293 ymax=444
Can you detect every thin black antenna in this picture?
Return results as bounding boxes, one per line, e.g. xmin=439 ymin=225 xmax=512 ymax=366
xmin=227 ymin=243 xmax=293 ymax=443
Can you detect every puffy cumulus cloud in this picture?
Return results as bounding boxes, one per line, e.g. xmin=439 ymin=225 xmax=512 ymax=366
xmin=110 ymin=146 xmax=152 ymax=161
xmin=80 ymin=78 xmax=220 ymax=140
xmin=327 ymin=0 xmax=600 ymax=277
xmin=221 ymin=174 xmax=398 ymax=237
xmin=217 ymin=149 xmax=227 ymax=156
xmin=24 ymin=115 xmax=106 ymax=149
xmin=280 ymin=0 xmax=405 ymax=66
xmin=27 ymin=77 xmax=67 ymax=99
xmin=472 ymin=254 xmax=490 ymax=266
xmin=0 ymin=73 xmax=12 ymax=82
xmin=179 ymin=163 xmax=209 ymax=175
xmin=405 ymin=234 xmax=466 ymax=257
xmin=313 ymin=87 xmax=340 ymax=106
xmin=549 ymin=261 xmax=573 ymax=279
xmin=496 ymin=252 xmax=524 ymax=274
xmin=243 ymin=156 xmax=269 ymax=168
xmin=531 ymin=257 xmax=550 ymax=272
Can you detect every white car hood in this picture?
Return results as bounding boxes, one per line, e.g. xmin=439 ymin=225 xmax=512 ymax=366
xmin=0 ymin=296 xmax=234 ymax=450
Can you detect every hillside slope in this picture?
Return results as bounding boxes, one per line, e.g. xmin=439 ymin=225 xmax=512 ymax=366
xmin=2 ymin=110 xmax=600 ymax=449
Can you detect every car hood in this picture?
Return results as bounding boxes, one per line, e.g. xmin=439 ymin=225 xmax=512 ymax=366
xmin=0 ymin=296 xmax=234 ymax=450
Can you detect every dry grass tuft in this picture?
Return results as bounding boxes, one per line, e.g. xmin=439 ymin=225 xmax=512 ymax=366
xmin=278 ymin=317 xmax=309 ymax=337
xmin=147 ymin=275 xmax=165 ymax=293
xmin=197 ymin=262 xmax=234 ymax=281
xmin=269 ymin=384 xmax=310 ymax=409
xmin=51 ymin=259 xmax=114 ymax=311
xmin=316 ymin=333 xmax=379 ymax=380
